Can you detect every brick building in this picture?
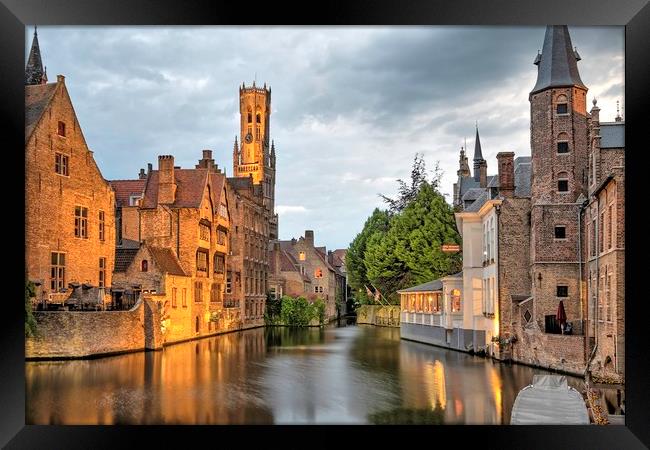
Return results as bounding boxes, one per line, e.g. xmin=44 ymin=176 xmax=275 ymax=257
xmin=226 ymin=175 xmax=270 ymax=328
xmin=129 ymin=151 xmax=236 ymax=339
xmin=25 ymin=29 xmax=116 ymax=308
xmin=269 ymin=230 xmax=341 ymax=321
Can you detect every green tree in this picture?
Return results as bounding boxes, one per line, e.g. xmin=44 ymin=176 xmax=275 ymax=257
xmin=25 ymin=280 xmax=37 ymax=337
xmin=380 ymin=153 xmax=443 ymax=214
xmin=365 ymin=181 xmax=461 ymax=300
xmin=347 ymin=208 xmax=390 ymax=293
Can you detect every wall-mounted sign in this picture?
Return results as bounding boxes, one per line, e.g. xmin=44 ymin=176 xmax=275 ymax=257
xmin=441 ymin=244 xmax=461 ymax=253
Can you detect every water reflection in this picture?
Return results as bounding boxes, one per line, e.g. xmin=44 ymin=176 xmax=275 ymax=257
xmin=26 ymin=323 xmax=585 ymax=425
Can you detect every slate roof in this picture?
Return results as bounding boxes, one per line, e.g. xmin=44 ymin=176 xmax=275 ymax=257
xmin=109 ymin=179 xmax=147 ymax=207
xmin=25 ymin=28 xmax=46 ymax=85
xmin=25 ymin=82 xmax=57 ymax=142
xmin=458 ymin=175 xmax=497 ymax=200
xmin=531 ymin=26 xmax=587 ymax=95
xmin=600 ymin=122 xmax=625 ymax=148
xmin=465 ymin=190 xmax=490 ymax=212
xmin=514 ymin=157 xmax=532 ymax=198
xmin=473 ymin=127 xmax=484 ymax=161
xmin=114 ymin=248 xmax=139 ymax=273
xmin=398 ymin=279 xmax=443 ymax=293
xmin=462 ymin=187 xmax=485 ymax=201
xmin=148 ymin=247 xmax=186 ymax=276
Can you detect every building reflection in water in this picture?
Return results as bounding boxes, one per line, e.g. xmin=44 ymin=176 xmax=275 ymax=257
xmin=26 ymin=323 xmax=586 ymax=425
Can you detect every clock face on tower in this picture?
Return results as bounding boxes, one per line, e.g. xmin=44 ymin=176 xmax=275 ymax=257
xmin=245 ymin=133 xmax=253 ymax=144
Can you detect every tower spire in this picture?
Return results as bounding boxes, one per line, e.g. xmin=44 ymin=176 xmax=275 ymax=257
xmin=615 ymin=100 xmax=622 ymax=122
xmin=25 ymin=26 xmax=46 ymax=85
xmin=530 ymin=25 xmax=587 ymax=96
xmin=473 ymin=125 xmax=487 ymax=184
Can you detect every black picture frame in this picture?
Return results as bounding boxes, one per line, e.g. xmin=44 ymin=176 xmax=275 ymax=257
xmin=1 ymin=0 xmax=648 ymax=448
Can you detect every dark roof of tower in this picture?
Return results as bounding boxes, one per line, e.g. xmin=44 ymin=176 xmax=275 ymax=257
xmin=514 ymin=157 xmax=532 ymax=197
xmin=25 ymin=28 xmax=46 ymax=85
xmin=530 ymin=26 xmax=587 ymax=96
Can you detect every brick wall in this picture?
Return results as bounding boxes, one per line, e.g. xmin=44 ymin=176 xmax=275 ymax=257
xmin=25 ymin=297 xmax=160 ymax=358
xmin=512 ymin=323 xmax=586 ymax=375
xmin=498 ymin=197 xmax=531 ymax=338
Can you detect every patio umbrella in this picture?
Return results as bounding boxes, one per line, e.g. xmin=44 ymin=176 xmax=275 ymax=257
xmin=556 ymin=300 xmax=567 ymax=333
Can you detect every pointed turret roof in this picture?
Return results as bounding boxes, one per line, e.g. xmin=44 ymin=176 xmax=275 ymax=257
xmin=473 ymin=126 xmax=484 ymax=162
xmin=25 ymin=27 xmax=47 ymax=85
xmin=530 ymin=25 xmax=587 ymax=96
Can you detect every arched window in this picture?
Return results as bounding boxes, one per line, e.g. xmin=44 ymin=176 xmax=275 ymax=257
xmin=247 ymin=108 xmax=252 ymax=123
xmin=556 ymin=94 xmax=568 ymax=114
xmin=141 ymin=260 xmax=148 ymax=272
xmin=557 ymin=132 xmax=570 ymax=153
xmin=557 ymin=172 xmax=569 ymax=192
xmin=256 ymin=112 xmax=261 ymax=123
xmin=451 ymin=289 xmax=461 ymax=312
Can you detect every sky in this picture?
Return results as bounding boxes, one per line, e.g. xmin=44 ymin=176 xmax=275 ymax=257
xmin=26 ymin=26 xmax=624 ymax=251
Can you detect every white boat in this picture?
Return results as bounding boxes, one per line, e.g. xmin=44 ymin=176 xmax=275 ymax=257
xmin=510 ymin=375 xmax=590 ymax=425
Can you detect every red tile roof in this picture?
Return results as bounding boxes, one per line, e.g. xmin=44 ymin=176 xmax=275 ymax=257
xmin=148 ymin=246 xmax=187 ymax=276
xmin=141 ymin=168 xmax=226 ymax=210
xmin=109 ymin=179 xmax=147 ymax=207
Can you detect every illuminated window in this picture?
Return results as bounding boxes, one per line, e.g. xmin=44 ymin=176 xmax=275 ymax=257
xmin=299 ymin=251 xmax=306 ymax=261
xmin=451 ymin=289 xmax=461 ymax=312
xmin=55 ymin=153 xmax=69 ymax=176
xmin=50 ymin=252 xmax=65 ymax=292
xmin=315 ymin=268 xmax=323 ymax=278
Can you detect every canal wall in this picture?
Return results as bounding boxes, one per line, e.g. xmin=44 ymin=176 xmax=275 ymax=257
xmin=25 ymin=297 xmax=162 ymax=359
xmin=511 ymin=325 xmax=586 ymax=376
xmin=356 ymin=305 xmax=400 ymax=327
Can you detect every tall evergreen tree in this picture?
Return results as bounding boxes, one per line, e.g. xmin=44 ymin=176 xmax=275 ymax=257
xmin=347 ymin=208 xmax=390 ymax=291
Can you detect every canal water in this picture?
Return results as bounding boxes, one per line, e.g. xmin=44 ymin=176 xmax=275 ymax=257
xmin=26 ymin=321 xmax=589 ymax=425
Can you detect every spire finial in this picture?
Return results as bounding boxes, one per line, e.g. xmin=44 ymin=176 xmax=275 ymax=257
xmin=592 ymin=97 xmax=597 ymax=106
xmin=34 ymin=25 xmax=37 ymax=36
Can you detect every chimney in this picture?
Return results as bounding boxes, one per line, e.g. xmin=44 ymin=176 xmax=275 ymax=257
xmin=138 ymin=168 xmax=146 ymax=179
xmin=196 ymin=149 xmax=216 ymax=170
xmin=496 ymin=152 xmax=515 ymax=197
xmin=305 ymin=230 xmax=314 ymax=246
xmin=479 ymin=161 xmax=488 ymax=188
xmin=147 ymin=163 xmax=153 ymax=173
xmin=157 ymin=155 xmax=177 ymax=204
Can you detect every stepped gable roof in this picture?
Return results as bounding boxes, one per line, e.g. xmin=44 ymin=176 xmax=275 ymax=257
xmin=109 ymin=179 xmax=147 ymax=207
xmin=25 ymin=82 xmax=57 ymax=142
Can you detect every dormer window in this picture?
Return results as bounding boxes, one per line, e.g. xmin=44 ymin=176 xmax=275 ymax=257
xmin=57 ymin=121 xmax=66 ymax=137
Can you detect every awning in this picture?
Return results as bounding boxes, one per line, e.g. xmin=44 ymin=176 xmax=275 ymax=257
xmin=511 ymin=375 xmax=589 ymax=424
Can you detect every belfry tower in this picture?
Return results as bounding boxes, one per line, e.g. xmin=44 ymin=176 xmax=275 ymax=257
xmin=233 ymin=81 xmax=278 ymax=239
